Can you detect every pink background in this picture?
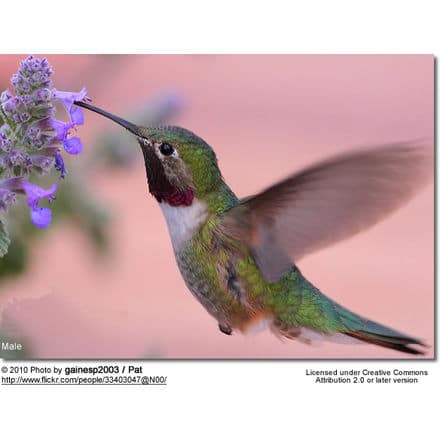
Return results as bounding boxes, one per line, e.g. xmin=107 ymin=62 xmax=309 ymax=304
xmin=0 ymin=55 xmax=434 ymax=358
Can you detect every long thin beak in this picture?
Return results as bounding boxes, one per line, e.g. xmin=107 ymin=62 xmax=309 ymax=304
xmin=74 ymin=100 xmax=142 ymax=137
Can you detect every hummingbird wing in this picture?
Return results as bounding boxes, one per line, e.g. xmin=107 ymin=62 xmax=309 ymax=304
xmin=220 ymin=141 xmax=432 ymax=282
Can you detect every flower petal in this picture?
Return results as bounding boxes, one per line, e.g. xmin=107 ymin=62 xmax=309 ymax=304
xmin=20 ymin=180 xmax=58 ymax=207
xmin=63 ymin=137 xmax=82 ymax=155
xmin=51 ymin=119 xmax=71 ymax=141
xmin=53 ymin=87 xmax=87 ymax=114
xmin=30 ymin=206 xmax=52 ymax=228
xmin=54 ymin=152 xmax=67 ymax=178
xmin=70 ymin=105 xmax=84 ymax=125
xmin=1 ymin=178 xmax=57 ymax=228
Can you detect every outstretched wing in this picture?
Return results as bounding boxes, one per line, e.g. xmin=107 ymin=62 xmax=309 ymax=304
xmin=219 ymin=141 xmax=432 ymax=282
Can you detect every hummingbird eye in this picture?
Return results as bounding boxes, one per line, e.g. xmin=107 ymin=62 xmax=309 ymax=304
xmin=159 ymin=142 xmax=174 ymax=156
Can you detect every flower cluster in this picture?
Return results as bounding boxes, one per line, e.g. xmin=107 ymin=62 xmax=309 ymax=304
xmin=0 ymin=56 xmax=87 ymax=228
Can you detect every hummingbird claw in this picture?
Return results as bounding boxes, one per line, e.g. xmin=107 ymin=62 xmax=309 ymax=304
xmin=218 ymin=323 xmax=233 ymax=335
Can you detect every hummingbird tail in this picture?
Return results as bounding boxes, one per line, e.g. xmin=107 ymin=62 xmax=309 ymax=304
xmin=342 ymin=328 xmax=425 ymax=355
xmin=279 ymin=272 xmax=427 ymax=355
xmin=335 ymin=307 xmax=427 ymax=355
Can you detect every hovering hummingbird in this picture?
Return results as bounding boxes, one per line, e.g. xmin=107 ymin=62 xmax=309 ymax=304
xmin=75 ymin=100 xmax=431 ymax=355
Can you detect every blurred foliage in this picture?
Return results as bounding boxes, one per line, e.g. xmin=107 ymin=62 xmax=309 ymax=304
xmin=0 ymin=219 xmax=10 ymax=258
xmin=0 ymin=236 xmax=26 ymax=276
xmin=0 ymin=87 xmax=183 ymax=280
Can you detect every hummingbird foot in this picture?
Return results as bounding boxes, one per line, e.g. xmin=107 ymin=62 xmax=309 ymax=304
xmin=218 ymin=323 xmax=233 ymax=335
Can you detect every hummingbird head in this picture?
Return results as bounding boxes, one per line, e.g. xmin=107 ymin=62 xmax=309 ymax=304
xmin=75 ymin=101 xmax=223 ymax=207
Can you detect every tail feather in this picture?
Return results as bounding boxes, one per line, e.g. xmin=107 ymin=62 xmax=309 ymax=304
xmin=337 ymin=308 xmax=426 ymax=354
xmin=287 ymin=272 xmax=427 ymax=355
xmin=343 ymin=329 xmax=426 ymax=355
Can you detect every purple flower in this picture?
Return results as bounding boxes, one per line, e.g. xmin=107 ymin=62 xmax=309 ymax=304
xmin=1 ymin=96 xmax=20 ymax=115
xmin=1 ymin=151 xmax=32 ymax=173
xmin=0 ymin=55 xmax=88 ymax=238
xmin=49 ymin=89 xmax=87 ymax=156
xmin=70 ymin=105 xmax=84 ymax=125
xmin=1 ymin=90 xmax=13 ymax=103
xmin=0 ymin=131 xmax=13 ymax=153
xmin=31 ymin=154 xmax=55 ymax=174
xmin=1 ymin=56 xmax=87 ymax=164
xmin=53 ymin=87 xmax=87 ymax=124
xmin=1 ymin=177 xmax=57 ymax=228
xmin=12 ymin=56 xmax=53 ymax=95
xmin=63 ymin=137 xmax=82 ymax=154
xmin=54 ymin=152 xmax=67 ymax=178
xmin=33 ymin=88 xmax=52 ymax=102
xmin=51 ymin=119 xmax=83 ymax=155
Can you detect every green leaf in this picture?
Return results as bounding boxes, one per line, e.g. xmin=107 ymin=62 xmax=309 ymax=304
xmin=0 ymin=218 xmax=11 ymax=258
xmin=0 ymin=237 xmax=28 ymax=278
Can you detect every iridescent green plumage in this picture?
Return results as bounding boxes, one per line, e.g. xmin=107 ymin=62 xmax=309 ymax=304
xmin=177 ymin=178 xmax=424 ymax=354
xmin=75 ymin=100 xmax=430 ymax=355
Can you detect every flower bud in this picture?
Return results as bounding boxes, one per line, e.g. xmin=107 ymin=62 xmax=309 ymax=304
xmin=19 ymin=94 xmax=33 ymax=106
xmin=2 ymin=97 xmax=19 ymax=115
xmin=33 ymin=88 xmax=52 ymax=102
xmin=20 ymin=111 xmax=31 ymax=123
xmin=31 ymin=154 xmax=55 ymax=174
xmin=0 ymin=90 xmax=13 ymax=103
xmin=0 ymin=188 xmax=16 ymax=211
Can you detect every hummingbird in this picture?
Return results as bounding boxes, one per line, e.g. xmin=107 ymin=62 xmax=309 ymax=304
xmin=75 ymin=100 xmax=431 ymax=355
